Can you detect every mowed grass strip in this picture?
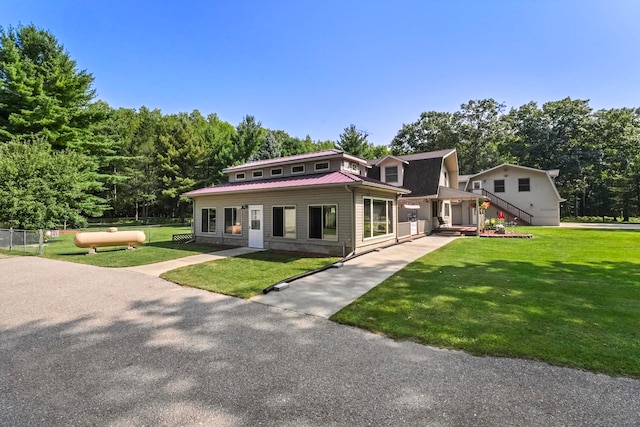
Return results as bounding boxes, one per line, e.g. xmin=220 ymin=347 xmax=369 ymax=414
xmin=331 ymin=228 xmax=640 ymax=378
xmin=41 ymin=226 xmax=223 ymax=267
xmin=161 ymin=251 xmax=339 ymax=299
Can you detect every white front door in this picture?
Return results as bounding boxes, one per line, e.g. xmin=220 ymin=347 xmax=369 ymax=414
xmin=248 ymin=205 xmax=263 ymax=249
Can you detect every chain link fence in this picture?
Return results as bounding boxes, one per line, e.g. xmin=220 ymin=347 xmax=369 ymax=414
xmin=1 ymin=223 xmax=192 ymax=256
xmin=0 ymin=228 xmax=45 ymax=254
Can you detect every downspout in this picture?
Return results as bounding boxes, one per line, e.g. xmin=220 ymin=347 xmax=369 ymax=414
xmin=345 ymin=185 xmax=355 ymax=258
xmin=191 ymin=198 xmax=196 ymax=237
xmin=188 ymin=198 xmax=196 ymax=243
xmin=395 ymin=192 xmax=400 ymax=243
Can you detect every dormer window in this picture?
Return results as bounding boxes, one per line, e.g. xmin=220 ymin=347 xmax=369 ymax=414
xmin=385 ymin=166 xmax=398 ymax=183
xmin=236 ymin=173 xmax=246 ymax=181
xmin=315 ymin=162 xmax=330 ymax=171
xmin=252 ymin=170 xmax=263 ymax=178
xmin=271 ymin=168 xmax=283 ymax=177
xmin=291 ymin=164 xmax=305 ymax=174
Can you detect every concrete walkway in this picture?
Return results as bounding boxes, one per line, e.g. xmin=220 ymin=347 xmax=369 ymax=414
xmin=251 ymin=235 xmax=459 ymax=318
xmin=124 ymin=246 xmax=264 ymax=276
xmin=126 ymin=235 xmax=459 ymax=318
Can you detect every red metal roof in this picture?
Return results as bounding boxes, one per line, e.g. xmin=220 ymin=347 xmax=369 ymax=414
xmin=224 ymin=149 xmax=367 ymax=173
xmin=184 ymin=171 xmax=409 ymax=197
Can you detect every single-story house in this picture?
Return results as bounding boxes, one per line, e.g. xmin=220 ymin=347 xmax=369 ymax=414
xmin=184 ymin=149 xmax=410 ymax=256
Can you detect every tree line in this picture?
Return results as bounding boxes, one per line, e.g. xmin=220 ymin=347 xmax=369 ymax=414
xmin=391 ymin=98 xmax=640 ymax=220
xmin=1 ymin=24 xmax=638 ymax=228
xmin=0 ymin=24 xmax=367 ymax=228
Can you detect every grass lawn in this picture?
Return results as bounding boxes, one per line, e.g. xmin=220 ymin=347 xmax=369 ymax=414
xmin=38 ymin=226 xmax=223 ymax=267
xmin=331 ymin=228 xmax=640 ymax=378
xmin=161 ymin=251 xmax=339 ymax=298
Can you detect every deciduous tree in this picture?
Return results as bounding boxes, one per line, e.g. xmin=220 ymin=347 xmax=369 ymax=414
xmin=0 ymin=136 xmax=105 ymax=229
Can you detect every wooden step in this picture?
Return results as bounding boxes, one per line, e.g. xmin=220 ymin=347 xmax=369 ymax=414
xmin=437 ymin=230 xmax=462 ymax=236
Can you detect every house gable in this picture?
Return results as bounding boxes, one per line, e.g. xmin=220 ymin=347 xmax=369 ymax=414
xmin=464 ymin=164 xmax=563 ymax=201
xmin=371 ymin=156 xmax=408 ymax=186
xmin=367 ymin=148 xmax=458 ymax=197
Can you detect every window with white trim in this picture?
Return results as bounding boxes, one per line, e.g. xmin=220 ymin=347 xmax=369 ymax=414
xmin=308 ymin=205 xmax=337 ymax=240
xmin=224 ymin=207 xmax=242 ymax=235
xmin=236 ymin=173 xmax=245 ymax=180
xmin=252 ymin=170 xmax=263 ymax=178
xmin=518 ymin=178 xmax=530 ymax=192
xmin=314 ymin=162 xmax=330 ymax=171
xmin=363 ymin=198 xmax=394 ymax=239
xmin=385 ymin=166 xmax=398 ymax=183
xmin=201 ymin=208 xmax=216 ymax=233
xmin=271 ymin=168 xmax=283 ymax=177
xmin=273 ymin=206 xmax=296 ymax=238
xmin=291 ymin=164 xmax=305 ymax=174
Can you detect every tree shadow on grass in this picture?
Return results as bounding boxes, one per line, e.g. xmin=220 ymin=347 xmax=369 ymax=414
xmin=143 ymin=241 xmax=225 ymax=253
xmin=45 ymin=241 xmax=225 ymax=261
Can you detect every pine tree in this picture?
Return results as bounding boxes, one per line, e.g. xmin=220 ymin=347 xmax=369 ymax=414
xmin=251 ymin=131 xmax=282 ymax=161
xmin=233 ymin=115 xmax=264 ymax=163
xmin=338 ymin=124 xmax=373 ymax=158
xmin=0 ymin=24 xmax=96 ymax=150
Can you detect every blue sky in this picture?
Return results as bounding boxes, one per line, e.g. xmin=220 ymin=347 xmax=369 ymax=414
xmin=2 ymin=1 xmax=639 ymax=145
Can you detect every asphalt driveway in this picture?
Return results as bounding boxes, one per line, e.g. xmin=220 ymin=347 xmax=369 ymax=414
xmin=1 ymin=256 xmax=639 ymax=426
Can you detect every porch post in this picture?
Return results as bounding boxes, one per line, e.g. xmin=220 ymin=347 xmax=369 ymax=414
xmin=475 ymin=197 xmax=480 ymax=236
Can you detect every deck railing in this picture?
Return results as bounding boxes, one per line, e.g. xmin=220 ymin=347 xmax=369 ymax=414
xmin=481 ymin=189 xmax=534 ymax=225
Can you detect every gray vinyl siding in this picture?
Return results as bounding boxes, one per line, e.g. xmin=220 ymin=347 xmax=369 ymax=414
xmin=192 ymin=185 xmax=402 ymax=256
xmin=228 ymin=159 xmax=344 ymax=183
xmin=192 ymin=186 xmax=354 ymax=256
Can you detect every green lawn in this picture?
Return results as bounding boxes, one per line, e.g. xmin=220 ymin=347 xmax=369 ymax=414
xmin=331 ymin=228 xmax=640 ymax=378
xmin=161 ymin=251 xmax=339 ymax=298
xmin=40 ymin=226 xmax=223 ymax=267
